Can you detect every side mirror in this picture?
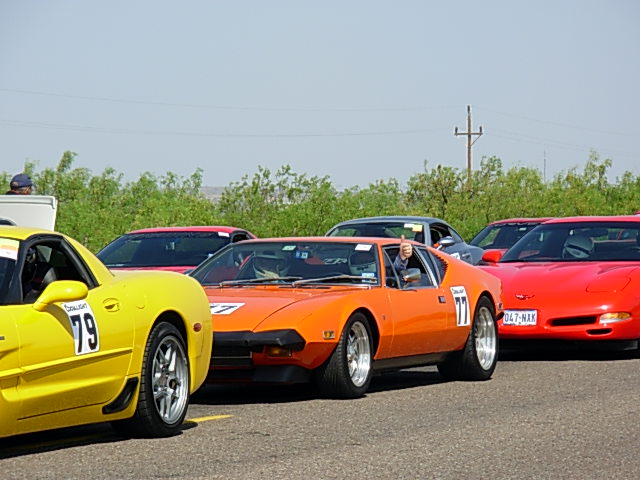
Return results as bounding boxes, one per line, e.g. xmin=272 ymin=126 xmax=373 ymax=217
xmin=401 ymin=268 xmax=422 ymax=283
xmin=481 ymin=249 xmax=504 ymax=264
xmin=33 ymin=280 xmax=89 ymax=312
xmin=436 ymin=236 xmax=455 ymax=250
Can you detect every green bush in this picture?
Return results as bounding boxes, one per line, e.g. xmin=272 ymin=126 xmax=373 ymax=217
xmin=4 ymin=150 xmax=638 ymax=252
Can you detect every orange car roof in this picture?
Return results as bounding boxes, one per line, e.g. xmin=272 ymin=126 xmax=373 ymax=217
xmin=235 ymin=236 xmax=419 ymax=245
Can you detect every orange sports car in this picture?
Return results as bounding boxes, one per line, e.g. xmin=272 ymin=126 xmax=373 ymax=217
xmin=189 ymin=237 xmax=503 ymax=398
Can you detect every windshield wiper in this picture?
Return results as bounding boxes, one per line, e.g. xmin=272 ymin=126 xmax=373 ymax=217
xmin=219 ymin=276 xmax=303 ymax=287
xmin=501 ymin=257 xmax=555 ymax=263
xmin=292 ymin=274 xmax=377 ymax=286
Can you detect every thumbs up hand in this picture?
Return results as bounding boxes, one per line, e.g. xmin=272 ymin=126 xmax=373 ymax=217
xmin=399 ymin=234 xmax=413 ymax=260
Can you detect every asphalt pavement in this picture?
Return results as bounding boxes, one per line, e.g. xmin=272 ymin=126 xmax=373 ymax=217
xmin=1 ymin=347 xmax=639 ymax=480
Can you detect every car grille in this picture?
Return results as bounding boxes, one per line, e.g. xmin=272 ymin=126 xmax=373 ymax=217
xmin=549 ymin=316 xmax=597 ymax=327
xmin=212 ymin=345 xmax=253 ymax=367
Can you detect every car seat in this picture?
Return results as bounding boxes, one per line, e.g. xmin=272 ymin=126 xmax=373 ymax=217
xmin=23 ymin=261 xmax=57 ymax=303
xmin=348 ymin=251 xmax=376 ymax=276
xmin=562 ymin=235 xmax=594 ymax=259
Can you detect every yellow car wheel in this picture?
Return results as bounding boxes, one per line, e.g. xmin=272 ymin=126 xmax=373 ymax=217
xmin=113 ymin=322 xmax=190 ymax=437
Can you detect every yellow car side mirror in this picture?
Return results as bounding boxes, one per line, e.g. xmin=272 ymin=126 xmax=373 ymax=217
xmin=33 ymin=280 xmax=89 ymax=312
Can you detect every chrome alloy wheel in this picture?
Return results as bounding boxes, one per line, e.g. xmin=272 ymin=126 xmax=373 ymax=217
xmin=474 ymin=305 xmax=497 ymax=370
xmin=346 ymin=321 xmax=372 ymax=387
xmin=152 ymin=335 xmax=189 ymax=424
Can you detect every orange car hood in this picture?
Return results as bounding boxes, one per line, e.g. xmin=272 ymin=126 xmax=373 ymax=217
xmin=203 ymin=285 xmax=366 ymax=332
xmin=483 ymin=262 xmax=640 ymax=299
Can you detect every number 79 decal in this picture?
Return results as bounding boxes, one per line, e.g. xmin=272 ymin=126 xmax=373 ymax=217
xmin=63 ymin=300 xmax=100 ymax=355
xmin=450 ymin=286 xmax=470 ymax=327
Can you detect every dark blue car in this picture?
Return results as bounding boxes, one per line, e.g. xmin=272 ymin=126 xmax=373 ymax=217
xmin=326 ymin=215 xmax=483 ymax=265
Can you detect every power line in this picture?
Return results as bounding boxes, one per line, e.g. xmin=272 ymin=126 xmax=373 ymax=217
xmin=0 ymin=118 xmax=448 ymax=138
xmin=489 ymin=128 xmax=640 ymax=158
xmin=475 ymin=105 xmax=634 ymax=137
xmin=1 ymin=88 xmax=635 ymax=139
xmin=0 ymin=87 xmax=460 ymax=113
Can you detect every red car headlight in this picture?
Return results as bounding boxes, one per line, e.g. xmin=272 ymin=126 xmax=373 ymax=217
xmin=599 ymin=312 xmax=631 ymax=325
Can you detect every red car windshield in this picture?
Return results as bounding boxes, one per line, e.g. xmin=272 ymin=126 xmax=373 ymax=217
xmin=97 ymin=232 xmax=231 ymax=268
xmin=500 ymin=222 xmax=640 ymax=262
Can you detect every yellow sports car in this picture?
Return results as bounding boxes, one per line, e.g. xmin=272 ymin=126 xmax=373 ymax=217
xmin=0 ymin=226 xmax=212 ymax=439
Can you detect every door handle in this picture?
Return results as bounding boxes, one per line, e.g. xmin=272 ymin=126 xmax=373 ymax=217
xmin=103 ymin=298 xmax=120 ymax=312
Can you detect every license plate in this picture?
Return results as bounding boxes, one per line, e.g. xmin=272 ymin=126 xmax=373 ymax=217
xmin=503 ymin=310 xmax=537 ymax=326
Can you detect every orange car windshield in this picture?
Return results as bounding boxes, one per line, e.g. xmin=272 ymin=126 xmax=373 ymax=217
xmin=191 ymin=241 xmax=380 ymax=286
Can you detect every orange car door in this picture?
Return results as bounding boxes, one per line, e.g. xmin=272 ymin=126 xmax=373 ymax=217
xmin=385 ymin=288 xmax=448 ymax=356
xmin=418 ymin=247 xmax=473 ymax=351
xmin=382 ymin=247 xmax=449 ymax=357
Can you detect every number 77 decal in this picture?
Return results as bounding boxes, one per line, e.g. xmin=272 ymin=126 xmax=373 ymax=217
xmin=450 ymin=286 xmax=470 ymax=327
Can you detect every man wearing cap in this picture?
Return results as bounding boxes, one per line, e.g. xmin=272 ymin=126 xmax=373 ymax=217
xmin=5 ymin=173 xmax=34 ymax=195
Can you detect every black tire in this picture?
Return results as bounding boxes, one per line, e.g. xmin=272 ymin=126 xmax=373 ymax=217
xmin=112 ymin=322 xmax=190 ymax=438
xmin=437 ymin=297 xmax=498 ymax=381
xmin=313 ymin=312 xmax=373 ymax=399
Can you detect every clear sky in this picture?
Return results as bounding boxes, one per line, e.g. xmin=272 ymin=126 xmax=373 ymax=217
xmin=1 ymin=1 xmax=638 ymax=189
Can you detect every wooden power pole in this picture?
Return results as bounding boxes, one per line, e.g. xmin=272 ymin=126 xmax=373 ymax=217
xmin=454 ymin=105 xmax=483 ymax=181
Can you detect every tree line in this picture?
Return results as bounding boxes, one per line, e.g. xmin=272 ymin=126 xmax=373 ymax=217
xmin=3 ymin=150 xmax=639 ymax=253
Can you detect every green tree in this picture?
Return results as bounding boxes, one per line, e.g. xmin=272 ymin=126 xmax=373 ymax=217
xmin=3 ymin=150 xmax=639 ymax=252
xmin=215 ymin=165 xmax=341 ymax=236
xmin=545 ymin=151 xmax=615 ymax=216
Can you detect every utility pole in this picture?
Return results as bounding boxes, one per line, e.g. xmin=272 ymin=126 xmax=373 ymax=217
xmin=454 ymin=105 xmax=483 ymax=182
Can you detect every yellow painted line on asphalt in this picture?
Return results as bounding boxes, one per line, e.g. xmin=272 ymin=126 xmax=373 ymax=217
xmin=187 ymin=414 xmax=233 ymax=423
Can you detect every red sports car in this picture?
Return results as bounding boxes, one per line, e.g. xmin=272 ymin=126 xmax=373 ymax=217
xmin=97 ymin=226 xmax=256 ymax=273
xmin=480 ymin=216 xmax=640 ymax=350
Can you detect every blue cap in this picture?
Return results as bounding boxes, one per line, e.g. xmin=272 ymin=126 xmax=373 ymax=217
xmin=10 ymin=173 xmax=33 ymax=189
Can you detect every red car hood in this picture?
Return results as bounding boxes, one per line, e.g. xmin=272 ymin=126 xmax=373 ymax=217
xmin=481 ymin=261 xmax=640 ymax=299
xmin=203 ymin=285 xmax=367 ymax=332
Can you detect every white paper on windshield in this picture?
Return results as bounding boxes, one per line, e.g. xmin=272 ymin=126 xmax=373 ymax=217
xmin=404 ymin=223 xmax=423 ymax=232
xmin=0 ymin=238 xmax=19 ymax=260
